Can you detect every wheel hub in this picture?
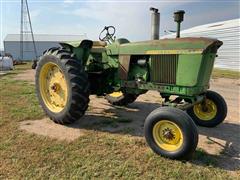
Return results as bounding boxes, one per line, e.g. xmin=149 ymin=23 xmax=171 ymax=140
xmin=153 ymin=120 xmax=183 ymax=151
xmin=51 ymin=83 xmax=60 ymax=93
xmin=201 ymin=102 xmax=208 ymax=112
xmin=39 ymin=62 xmax=68 ymax=113
xmin=193 ymin=99 xmax=217 ymax=121
xmin=162 ymin=128 xmax=175 ymax=141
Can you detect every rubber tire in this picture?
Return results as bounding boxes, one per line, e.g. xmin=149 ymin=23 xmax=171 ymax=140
xmin=144 ymin=107 xmax=198 ymax=160
xmin=187 ymin=90 xmax=227 ymax=127
xmin=105 ymin=93 xmax=138 ymax=106
xmin=35 ymin=47 xmax=90 ymax=124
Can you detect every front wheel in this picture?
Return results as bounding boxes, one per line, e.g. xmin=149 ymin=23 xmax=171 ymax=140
xmin=144 ymin=107 xmax=198 ymax=160
xmin=187 ymin=90 xmax=227 ymax=127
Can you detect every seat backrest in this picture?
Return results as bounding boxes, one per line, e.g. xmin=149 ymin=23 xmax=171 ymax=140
xmin=92 ymin=41 xmax=107 ymax=47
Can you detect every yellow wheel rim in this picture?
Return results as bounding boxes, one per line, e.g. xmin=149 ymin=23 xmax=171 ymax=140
xmin=108 ymin=91 xmax=123 ymax=98
xmin=39 ymin=62 xmax=68 ymax=113
xmin=153 ymin=120 xmax=183 ymax=151
xmin=193 ymin=99 xmax=217 ymax=121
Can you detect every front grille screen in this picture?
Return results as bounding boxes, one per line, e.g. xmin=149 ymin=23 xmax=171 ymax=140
xmin=150 ymin=55 xmax=178 ymax=84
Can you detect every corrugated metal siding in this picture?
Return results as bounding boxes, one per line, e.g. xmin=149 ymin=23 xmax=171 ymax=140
xmin=4 ymin=41 xmax=62 ymax=60
xmin=4 ymin=34 xmax=86 ymax=42
xmin=162 ymin=19 xmax=240 ymax=71
xmin=3 ymin=34 xmax=87 ymax=60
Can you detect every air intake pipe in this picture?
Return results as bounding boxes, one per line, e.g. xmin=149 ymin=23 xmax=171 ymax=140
xmin=150 ymin=7 xmax=160 ymax=40
xmin=174 ymin=10 xmax=185 ymax=38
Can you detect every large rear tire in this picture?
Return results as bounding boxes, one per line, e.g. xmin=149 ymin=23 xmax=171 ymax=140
xmin=105 ymin=91 xmax=138 ymax=106
xmin=35 ymin=47 xmax=90 ymax=124
xmin=144 ymin=107 xmax=198 ymax=160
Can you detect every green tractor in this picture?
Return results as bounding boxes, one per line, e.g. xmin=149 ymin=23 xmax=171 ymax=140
xmin=35 ymin=9 xmax=227 ymax=159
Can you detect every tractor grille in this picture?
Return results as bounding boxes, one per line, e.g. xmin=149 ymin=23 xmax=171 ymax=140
xmin=150 ymin=55 xmax=178 ymax=84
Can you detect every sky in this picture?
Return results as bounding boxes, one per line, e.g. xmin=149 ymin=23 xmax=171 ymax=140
xmin=0 ymin=0 xmax=239 ymax=49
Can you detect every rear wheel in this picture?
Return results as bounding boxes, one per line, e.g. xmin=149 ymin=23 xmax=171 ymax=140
xmin=105 ymin=91 xmax=138 ymax=106
xmin=35 ymin=47 xmax=90 ymax=124
xmin=187 ymin=90 xmax=227 ymax=127
xmin=144 ymin=107 xmax=198 ymax=160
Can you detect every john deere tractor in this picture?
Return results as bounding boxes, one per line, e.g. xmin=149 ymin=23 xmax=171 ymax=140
xmin=35 ymin=9 xmax=227 ymax=159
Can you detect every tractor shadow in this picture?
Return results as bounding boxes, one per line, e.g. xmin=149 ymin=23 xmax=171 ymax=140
xmin=67 ymin=100 xmax=240 ymax=172
xmin=70 ymin=101 xmax=160 ymax=136
xmin=191 ymin=122 xmax=240 ymax=171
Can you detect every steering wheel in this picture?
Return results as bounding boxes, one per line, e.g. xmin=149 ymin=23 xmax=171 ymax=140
xmin=99 ymin=26 xmax=116 ymax=42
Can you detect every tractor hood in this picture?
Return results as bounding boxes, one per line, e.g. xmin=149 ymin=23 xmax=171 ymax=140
xmin=118 ymin=37 xmax=223 ymax=55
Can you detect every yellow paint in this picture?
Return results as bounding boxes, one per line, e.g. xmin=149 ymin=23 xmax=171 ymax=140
xmin=193 ymin=99 xmax=217 ymax=120
xmin=39 ymin=62 xmax=68 ymax=113
xmin=145 ymin=49 xmax=203 ymax=55
xmin=108 ymin=91 xmax=123 ymax=98
xmin=153 ymin=120 xmax=183 ymax=151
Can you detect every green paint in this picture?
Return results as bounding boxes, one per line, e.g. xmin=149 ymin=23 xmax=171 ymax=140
xmin=176 ymin=54 xmax=202 ymax=86
xmin=119 ymin=38 xmax=221 ymax=55
xmin=59 ymin=37 xmax=222 ymax=104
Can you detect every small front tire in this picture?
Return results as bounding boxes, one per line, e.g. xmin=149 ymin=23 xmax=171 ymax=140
xmin=144 ymin=107 xmax=198 ymax=160
xmin=187 ymin=90 xmax=227 ymax=127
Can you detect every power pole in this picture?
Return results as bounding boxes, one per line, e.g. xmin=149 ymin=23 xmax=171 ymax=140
xmin=20 ymin=0 xmax=38 ymax=68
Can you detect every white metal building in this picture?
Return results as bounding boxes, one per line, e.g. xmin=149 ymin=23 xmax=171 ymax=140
xmin=3 ymin=34 xmax=86 ymax=60
xmin=0 ymin=49 xmax=4 ymax=56
xmin=162 ymin=19 xmax=240 ymax=71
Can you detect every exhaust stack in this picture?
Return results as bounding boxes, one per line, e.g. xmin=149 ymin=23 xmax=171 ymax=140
xmin=174 ymin=10 xmax=185 ymax=38
xmin=150 ymin=7 xmax=160 ymax=40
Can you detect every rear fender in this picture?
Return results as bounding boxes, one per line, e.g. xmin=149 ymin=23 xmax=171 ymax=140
xmin=60 ymin=40 xmax=93 ymax=66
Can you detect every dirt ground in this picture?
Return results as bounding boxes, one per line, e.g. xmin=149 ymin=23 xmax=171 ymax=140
xmin=17 ymin=69 xmax=240 ymax=172
xmin=14 ymin=69 xmax=36 ymax=84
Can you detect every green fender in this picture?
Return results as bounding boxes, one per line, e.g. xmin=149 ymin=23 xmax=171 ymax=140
xmin=60 ymin=40 xmax=93 ymax=66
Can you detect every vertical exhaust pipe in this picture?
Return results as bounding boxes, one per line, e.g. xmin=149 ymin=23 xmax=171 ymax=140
xmin=174 ymin=10 xmax=185 ymax=38
xmin=150 ymin=7 xmax=160 ymax=40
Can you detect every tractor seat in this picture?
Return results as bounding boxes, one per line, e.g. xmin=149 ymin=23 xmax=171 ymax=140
xmin=92 ymin=41 xmax=107 ymax=47
xmin=91 ymin=41 xmax=107 ymax=53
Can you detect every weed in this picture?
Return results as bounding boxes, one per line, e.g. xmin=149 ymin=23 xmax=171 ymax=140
xmin=212 ymin=68 xmax=240 ymax=79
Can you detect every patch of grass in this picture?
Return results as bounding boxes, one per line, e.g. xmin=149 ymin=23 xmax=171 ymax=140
xmin=15 ymin=62 xmax=32 ymax=70
xmin=0 ymin=63 xmax=32 ymax=79
xmin=120 ymin=127 xmax=135 ymax=134
xmin=212 ymin=68 xmax=240 ymax=79
xmin=0 ymin=76 xmax=44 ymax=124
xmin=0 ymin=65 xmax=236 ymax=179
xmin=193 ymin=148 xmax=217 ymax=166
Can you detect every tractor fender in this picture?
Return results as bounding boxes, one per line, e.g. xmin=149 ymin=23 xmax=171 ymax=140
xmin=59 ymin=40 xmax=93 ymax=66
xmin=59 ymin=42 xmax=74 ymax=51
xmin=59 ymin=40 xmax=93 ymax=51
xmin=79 ymin=40 xmax=93 ymax=49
